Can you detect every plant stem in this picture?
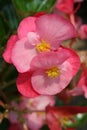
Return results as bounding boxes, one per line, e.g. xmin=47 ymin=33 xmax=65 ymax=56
xmin=0 ymin=79 xmax=16 ymax=90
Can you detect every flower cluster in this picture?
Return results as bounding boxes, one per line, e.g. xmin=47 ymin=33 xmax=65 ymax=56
xmin=2 ymin=0 xmax=87 ymax=130
xmin=8 ymin=95 xmax=55 ymax=130
xmin=8 ymin=96 xmax=87 ymax=130
xmin=3 ymin=13 xmax=80 ymax=97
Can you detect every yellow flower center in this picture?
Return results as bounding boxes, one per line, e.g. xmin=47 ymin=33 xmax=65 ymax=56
xmin=37 ymin=111 xmax=46 ymax=116
xmin=29 ymin=100 xmax=35 ymax=107
xmin=36 ymin=40 xmax=50 ymax=52
xmin=46 ymin=67 xmax=60 ymax=78
xmin=60 ymin=116 xmax=69 ymax=126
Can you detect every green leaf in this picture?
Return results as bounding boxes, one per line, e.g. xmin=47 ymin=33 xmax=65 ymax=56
xmin=0 ymin=17 xmax=6 ymax=38
xmin=66 ymin=113 xmax=87 ymax=128
xmin=1 ymin=4 xmax=19 ymax=31
xmin=0 ymin=14 xmax=9 ymax=46
xmin=0 ymin=0 xmax=11 ymax=8
xmin=12 ymin=0 xmax=57 ymax=19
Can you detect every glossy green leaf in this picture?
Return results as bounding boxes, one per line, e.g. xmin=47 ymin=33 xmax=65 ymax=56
xmin=1 ymin=4 xmax=19 ymax=31
xmin=12 ymin=0 xmax=57 ymax=19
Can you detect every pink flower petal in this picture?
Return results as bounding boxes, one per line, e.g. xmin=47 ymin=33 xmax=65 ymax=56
xmin=31 ymin=47 xmax=71 ymax=70
xmin=36 ymin=14 xmax=76 ymax=49
xmin=27 ymin=32 xmax=40 ymax=46
xmin=31 ymin=62 xmax=72 ymax=95
xmin=46 ymin=105 xmax=87 ymax=130
xmin=67 ymin=86 xmax=83 ymax=96
xmin=46 ymin=105 xmax=87 ymax=116
xmin=77 ymin=71 xmax=87 ymax=87
xmin=75 ymin=0 xmax=83 ymax=2
xmin=77 ymin=66 xmax=87 ymax=98
xmin=16 ymin=72 xmax=39 ymax=98
xmin=26 ymin=112 xmax=45 ymax=130
xmin=11 ymin=38 xmax=37 ymax=72
xmin=46 ymin=109 xmax=62 ymax=130
xmin=78 ymin=25 xmax=87 ymax=39
xmin=20 ymin=95 xmax=55 ymax=112
xmin=67 ymin=65 xmax=87 ymax=98
xmin=82 ymin=85 xmax=87 ymax=98
xmin=18 ymin=17 xmax=36 ymax=39
xmin=56 ymin=0 xmax=74 ymax=14
xmin=31 ymin=70 xmax=61 ymax=95
xmin=75 ymin=16 xmax=82 ymax=30
xmin=3 ymin=35 xmax=18 ymax=63
xmin=65 ymin=47 xmax=80 ymax=77
xmin=56 ymin=0 xmax=83 ymax=14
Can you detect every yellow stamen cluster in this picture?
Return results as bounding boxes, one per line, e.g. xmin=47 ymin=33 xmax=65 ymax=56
xmin=46 ymin=67 xmax=60 ymax=78
xmin=60 ymin=116 xmax=69 ymax=126
xmin=37 ymin=111 xmax=46 ymax=116
xmin=29 ymin=100 xmax=35 ymax=107
xmin=36 ymin=40 xmax=50 ymax=52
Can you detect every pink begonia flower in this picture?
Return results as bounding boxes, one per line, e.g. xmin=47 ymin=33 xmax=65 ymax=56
xmin=26 ymin=112 xmax=45 ymax=130
xmin=67 ymin=65 xmax=87 ymax=98
xmin=46 ymin=106 xmax=87 ymax=130
xmin=17 ymin=46 xmax=80 ymax=96
xmin=20 ymin=95 xmax=55 ymax=111
xmin=56 ymin=0 xmax=74 ymax=14
xmin=4 ymin=14 xmax=76 ymax=73
xmin=3 ymin=16 xmax=36 ymax=72
xmin=3 ymin=35 xmax=18 ymax=64
xmin=30 ymin=46 xmax=80 ymax=95
xmin=8 ymin=96 xmax=55 ymax=130
xmin=20 ymin=95 xmax=55 ymax=130
xmin=56 ymin=0 xmax=83 ymax=14
xmin=2 ymin=16 xmax=36 ymax=64
xmin=78 ymin=25 xmax=87 ymax=39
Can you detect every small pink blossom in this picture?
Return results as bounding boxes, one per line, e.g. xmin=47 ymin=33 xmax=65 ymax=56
xmin=56 ymin=0 xmax=83 ymax=14
xmin=20 ymin=95 xmax=55 ymax=130
xmin=56 ymin=0 xmax=74 ymax=14
xmin=20 ymin=95 xmax=55 ymax=111
xmin=26 ymin=112 xmax=45 ymax=130
xmin=8 ymin=96 xmax=55 ymax=130
xmin=67 ymin=64 xmax=87 ymax=98
xmin=78 ymin=25 xmax=87 ymax=39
